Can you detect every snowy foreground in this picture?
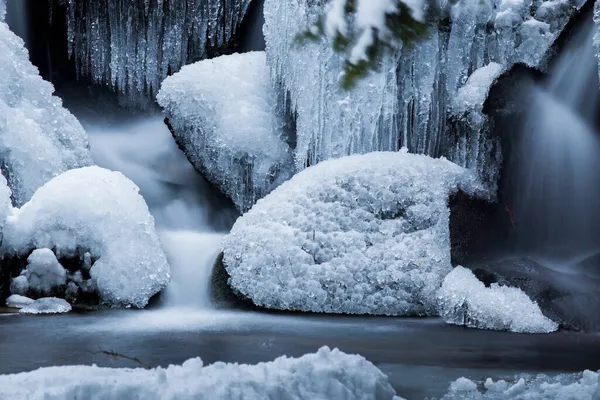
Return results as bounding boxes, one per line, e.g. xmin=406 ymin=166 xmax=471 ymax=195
xmin=0 ymin=346 xmax=597 ymax=399
xmin=0 ymin=347 xmax=401 ymax=400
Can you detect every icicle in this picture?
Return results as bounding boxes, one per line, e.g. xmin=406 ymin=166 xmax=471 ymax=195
xmin=58 ymin=0 xmax=251 ymax=106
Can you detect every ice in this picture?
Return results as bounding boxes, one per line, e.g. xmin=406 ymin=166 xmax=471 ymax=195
xmin=0 ymin=172 xmax=12 ymax=238
xmin=157 ymin=51 xmax=293 ymax=212
xmin=223 ymin=150 xmax=484 ymax=315
xmin=437 ymin=266 xmax=558 ymax=333
xmin=0 ymin=346 xmax=400 ymax=400
xmin=453 ymin=63 xmax=505 ymax=116
xmin=265 ymin=0 xmax=580 ymax=196
xmin=58 ymin=0 xmax=251 ymax=104
xmin=19 ymin=297 xmax=71 ymax=314
xmin=0 ymin=0 xmax=5 ymax=22
xmin=0 ymin=22 xmax=93 ymax=206
xmin=2 ymin=166 xmax=170 ymax=308
xmin=22 ymin=249 xmax=67 ymax=297
xmin=5 ymin=294 xmax=34 ymax=308
xmin=442 ymin=370 xmax=599 ymax=399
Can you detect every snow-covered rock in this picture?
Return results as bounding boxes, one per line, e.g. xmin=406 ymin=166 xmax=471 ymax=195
xmin=60 ymin=0 xmax=251 ymax=103
xmin=158 ymin=51 xmax=294 ymax=212
xmin=453 ymin=63 xmax=505 ymax=117
xmin=437 ymin=266 xmax=558 ymax=333
xmin=22 ymin=249 xmax=67 ymax=297
xmin=442 ymin=369 xmax=599 ymax=399
xmin=223 ymin=150 xmax=484 ymax=315
xmin=9 ymin=275 xmax=28 ymax=296
xmin=2 ymin=166 xmax=170 ymax=308
xmin=19 ymin=297 xmax=71 ymax=314
xmin=5 ymin=294 xmax=34 ymax=308
xmin=0 ymin=346 xmax=400 ymax=400
xmin=0 ymin=22 xmax=93 ymax=206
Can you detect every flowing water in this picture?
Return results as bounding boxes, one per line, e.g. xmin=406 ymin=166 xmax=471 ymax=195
xmin=513 ymin=21 xmax=600 ymax=261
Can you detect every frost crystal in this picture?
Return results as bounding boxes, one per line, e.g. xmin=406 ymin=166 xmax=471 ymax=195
xmin=2 ymin=166 xmax=170 ymax=308
xmin=0 ymin=23 xmax=93 ymax=206
xmin=437 ymin=266 xmax=558 ymax=333
xmin=223 ymin=151 xmax=484 ymax=316
xmin=58 ymin=0 xmax=251 ymax=103
xmin=157 ymin=51 xmax=293 ymax=212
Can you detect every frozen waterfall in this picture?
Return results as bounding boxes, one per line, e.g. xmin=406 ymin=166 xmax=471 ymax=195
xmin=57 ymin=0 xmax=251 ymax=103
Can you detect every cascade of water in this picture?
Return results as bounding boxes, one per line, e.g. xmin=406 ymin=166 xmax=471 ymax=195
xmin=62 ymin=89 xmax=238 ymax=310
xmin=513 ymin=20 xmax=600 ymax=258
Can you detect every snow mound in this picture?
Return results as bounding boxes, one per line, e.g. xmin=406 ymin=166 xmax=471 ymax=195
xmin=0 ymin=23 xmax=93 ymax=206
xmin=442 ymin=369 xmax=599 ymax=399
xmin=23 ymin=249 xmax=67 ymax=296
xmin=437 ymin=266 xmax=558 ymax=333
xmin=2 ymin=166 xmax=170 ymax=308
xmin=158 ymin=51 xmax=293 ymax=212
xmin=453 ymin=63 xmax=505 ymax=117
xmin=223 ymin=150 xmax=484 ymax=315
xmin=0 ymin=346 xmax=400 ymax=400
xmin=19 ymin=297 xmax=71 ymax=314
xmin=5 ymin=294 xmax=34 ymax=308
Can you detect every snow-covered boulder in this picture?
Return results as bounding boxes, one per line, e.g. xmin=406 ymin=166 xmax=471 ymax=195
xmin=5 ymin=294 xmax=34 ymax=308
xmin=157 ymin=51 xmax=294 ymax=212
xmin=0 ymin=346 xmax=400 ymax=399
xmin=223 ymin=150 xmax=484 ymax=315
xmin=442 ymin=369 xmax=599 ymax=399
xmin=2 ymin=166 xmax=170 ymax=308
xmin=0 ymin=23 xmax=93 ymax=206
xmin=437 ymin=266 xmax=558 ymax=333
xmin=19 ymin=297 xmax=71 ymax=314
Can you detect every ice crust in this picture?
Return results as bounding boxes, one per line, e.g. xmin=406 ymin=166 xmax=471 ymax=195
xmin=0 ymin=346 xmax=400 ymax=400
xmin=60 ymin=0 xmax=251 ymax=102
xmin=2 ymin=166 xmax=170 ymax=308
xmin=443 ymin=369 xmax=600 ymax=399
xmin=0 ymin=22 xmax=93 ymax=206
xmin=223 ymin=151 xmax=483 ymax=315
xmin=265 ymin=0 xmax=582 ymax=195
xmin=437 ymin=266 xmax=559 ymax=333
xmin=157 ymin=51 xmax=293 ymax=212
xmin=19 ymin=297 xmax=72 ymax=314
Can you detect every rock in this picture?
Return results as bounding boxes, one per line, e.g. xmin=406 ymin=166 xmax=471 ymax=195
xmin=209 ymin=252 xmax=256 ymax=310
xmin=468 ymin=257 xmax=600 ymax=331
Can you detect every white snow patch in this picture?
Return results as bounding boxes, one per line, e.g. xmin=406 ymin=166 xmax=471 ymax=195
xmin=223 ymin=150 xmax=484 ymax=316
xmin=0 ymin=23 xmax=93 ymax=206
xmin=19 ymin=297 xmax=71 ymax=314
xmin=2 ymin=166 xmax=170 ymax=308
xmin=442 ymin=370 xmax=600 ymax=399
xmin=453 ymin=63 xmax=505 ymax=116
xmin=0 ymin=346 xmax=400 ymax=400
xmin=5 ymin=294 xmax=34 ymax=308
xmin=437 ymin=266 xmax=558 ymax=333
xmin=157 ymin=51 xmax=293 ymax=212
xmin=23 ymin=249 xmax=67 ymax=296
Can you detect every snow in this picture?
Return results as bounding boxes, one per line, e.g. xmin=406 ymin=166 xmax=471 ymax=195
xmin=454 ymin=63 xmax=505 ymax=116
xmin=9 ymin=275 xmax=28 ymax=296
xmin=2 ymin=166 xmax=170 ymax=308
xmin=0 ymin=22 xmax=93 ymax=206
xmin=223 ymin=150 xmax=484 ymax=315
xmin=61 ymin=0 xmax=251 ymax=103
xmin=265 ymin=0 xmax=581 ymax=196
xmin=19 ymin=297 xmax=71 ymax=314
xmin=0 ymin=172 xmax=12 ymax=239
xmin=157 ymin=51 xmax=293 ymax=212
xmin=437 ymin=266 xmax=558 ymax=333
xmin=442 ymin=370 xmax=600 ymax=399
xmin=0 ymin=346 xmax=401 ymax=400
xmin=22 ymin=249 xmax=67 ymax=296
xmin=0 ymin=0 xmax=5 ymax=22
xmin=5 ymin=294 xmax=34 ymax=308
